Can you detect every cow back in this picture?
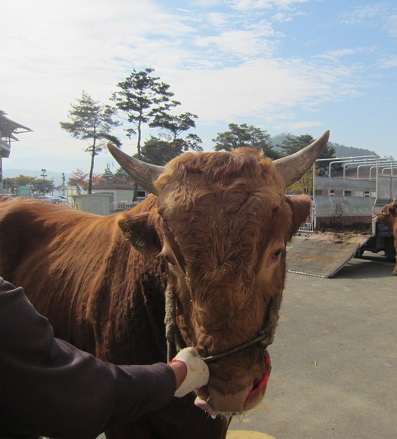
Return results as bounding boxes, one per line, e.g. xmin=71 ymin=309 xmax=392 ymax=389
xmin=0 ymin=196 xmax=167 ymax=364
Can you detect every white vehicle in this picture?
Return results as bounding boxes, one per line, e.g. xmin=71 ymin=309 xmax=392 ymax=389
xmin=35 ymin=195 xmax=69 ymax=206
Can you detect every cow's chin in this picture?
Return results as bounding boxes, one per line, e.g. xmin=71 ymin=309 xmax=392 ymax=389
xmin=194 ymin=350 xmax=271 ymax=416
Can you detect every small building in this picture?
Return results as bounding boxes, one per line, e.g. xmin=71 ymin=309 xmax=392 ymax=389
xmin=92 ymin=185 xmax=148 ymax=212
xmin=72 ymin=193 xmax=113 ymax=216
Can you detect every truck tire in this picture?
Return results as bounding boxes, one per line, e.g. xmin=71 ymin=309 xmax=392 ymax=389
xmin=355 ymin=247 xmax=365 ymax=258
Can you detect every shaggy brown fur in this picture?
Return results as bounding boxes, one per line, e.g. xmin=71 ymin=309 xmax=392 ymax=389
xmin=0 ymin=148 xmax=311 ymax=437
xmin=0 ymin=196 xmax=227 ymax=439
xmin=153 ymin=148 xmax=310 ymax=411
xmin=375 ymin=201 xmax=397 ymax=274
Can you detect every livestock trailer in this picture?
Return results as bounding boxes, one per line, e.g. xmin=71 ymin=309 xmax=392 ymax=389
xmin=287 ymin=155 xmax=396 ymax=277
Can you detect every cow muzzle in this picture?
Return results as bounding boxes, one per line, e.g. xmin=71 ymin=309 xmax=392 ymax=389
xmin=195 ymin=349 xmax=271 ymax=415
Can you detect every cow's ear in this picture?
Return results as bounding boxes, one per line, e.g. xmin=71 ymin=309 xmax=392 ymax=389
xmin=118 ymin=212 xmax=162 ymax=255
xmin=286 ymin=195 xmax=312 ymax=238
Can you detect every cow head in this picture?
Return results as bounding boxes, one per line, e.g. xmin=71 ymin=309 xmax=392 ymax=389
xmin=110 ymin=131 xmax=329 ymax=414
xmin=375 ymin=200 xmax=397 ymax=229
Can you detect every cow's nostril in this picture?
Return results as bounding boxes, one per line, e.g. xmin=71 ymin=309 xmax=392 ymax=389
xmin=247 ymin=375 xmax=267 ymax=399
xmin=251 ymin=378 xmax=261 ymax=391
xmin=247 ymin=354 xmax=272 ymax=400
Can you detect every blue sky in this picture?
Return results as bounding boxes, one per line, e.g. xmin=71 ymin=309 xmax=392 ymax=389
xmin=2 ymin=0 xmax=396 ymax=173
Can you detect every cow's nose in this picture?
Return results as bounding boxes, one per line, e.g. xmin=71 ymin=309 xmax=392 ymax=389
xmin=206 ymin=384 xmax=253 ymax=413
xmin=247 ymin=356 xmax=271 ymax=399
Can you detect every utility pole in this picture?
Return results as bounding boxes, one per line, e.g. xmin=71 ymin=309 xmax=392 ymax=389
xmin=41 ymin=169 xmax=47 ymax=194
xmin=62 ymin=173 xmax=66 ymax=196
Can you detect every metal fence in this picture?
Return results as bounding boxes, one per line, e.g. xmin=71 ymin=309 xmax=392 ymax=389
xmin=298 ymin=205 xmax=316 ymax=234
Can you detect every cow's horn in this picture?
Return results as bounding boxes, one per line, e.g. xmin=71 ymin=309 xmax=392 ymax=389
xmin=274 ymin=130 xmax=330 ymax=187
xmin=107 ymin=143 xmax=165 ymax=195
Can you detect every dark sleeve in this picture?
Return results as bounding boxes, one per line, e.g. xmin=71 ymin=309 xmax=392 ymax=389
xmin=0 ymin=278 xmax=176 ymax=439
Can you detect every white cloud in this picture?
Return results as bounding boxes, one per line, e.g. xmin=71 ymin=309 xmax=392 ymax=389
xmin=340 ymin=3 xmax=386 ymax=25
xmin=167 ymin=58 xmax=357 ymax=126
xmin=207 ymin=12 xmax=230 ymax=29
xmin=340 ymin=2 xmax=397 ymax=38
xmin=226 ymin=0 xmax=307 ymax=11
xmin=386 ymin=13 xmax=397 ymax=37
xmin=316 ymin=48 xmax=363 ymax=63
xmin=195 ymin=27 xmax=279 ymax=61
xmin=378 ymin=56 xmax=397 ymax=68
xmin=2 ymin=0 xmax=389 ymax=167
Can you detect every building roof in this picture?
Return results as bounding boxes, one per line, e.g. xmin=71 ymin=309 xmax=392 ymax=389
xmin=0 ymin=110 xmax=32 ymax=140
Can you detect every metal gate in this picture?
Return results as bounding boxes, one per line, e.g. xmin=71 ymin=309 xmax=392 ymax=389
xmin=298 ymin=204 xmax=316 ymax=234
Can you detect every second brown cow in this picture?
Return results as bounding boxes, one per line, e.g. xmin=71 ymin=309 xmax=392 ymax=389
xmin=375 ymin=200 xmax=397 ymax=274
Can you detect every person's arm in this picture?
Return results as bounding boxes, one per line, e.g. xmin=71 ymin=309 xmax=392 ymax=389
xmin=0 ymin=278 xmax=177 ymax=439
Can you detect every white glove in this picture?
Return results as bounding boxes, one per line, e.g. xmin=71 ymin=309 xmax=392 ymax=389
xmin=172 ymin=347 xmax=209 ymax=397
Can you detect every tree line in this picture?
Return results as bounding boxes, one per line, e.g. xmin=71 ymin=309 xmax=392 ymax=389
xmin=2 ymin=166 xmax=134 ymax=196
xmin=4 ymin=68 xmax=336 ymax=197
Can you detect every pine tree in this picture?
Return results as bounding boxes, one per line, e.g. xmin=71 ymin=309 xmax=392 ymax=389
xmin=60 ymin=91 xmax=120 ymax=193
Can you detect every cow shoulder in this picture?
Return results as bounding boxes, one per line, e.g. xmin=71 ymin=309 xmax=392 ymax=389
xmin=0 ymin=199 xmax=46 ymax=276
xmin=285 ymin=194 xmax=312 ymax=238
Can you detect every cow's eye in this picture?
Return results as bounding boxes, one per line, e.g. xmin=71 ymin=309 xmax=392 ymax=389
xmin=272 ymin=248 xmax=284 ymax=260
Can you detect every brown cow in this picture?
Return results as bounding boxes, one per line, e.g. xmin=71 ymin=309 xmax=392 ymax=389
xmin=0 ymin=130 xmax=329 ymax=439
xmin=375 ymin=200 xmax=397 ymax=274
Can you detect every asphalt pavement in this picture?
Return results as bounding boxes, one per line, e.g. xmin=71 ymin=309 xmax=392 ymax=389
xmin=229 ymin=246 xmax=397 ymax=438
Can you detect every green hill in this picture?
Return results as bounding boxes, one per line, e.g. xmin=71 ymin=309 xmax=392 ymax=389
xmin=330 ymin=142 xmax=378 ymax=158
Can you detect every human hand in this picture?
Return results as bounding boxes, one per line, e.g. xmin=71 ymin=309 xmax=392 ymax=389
xmin=170 ymin=347 xmax=209 ymax=397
